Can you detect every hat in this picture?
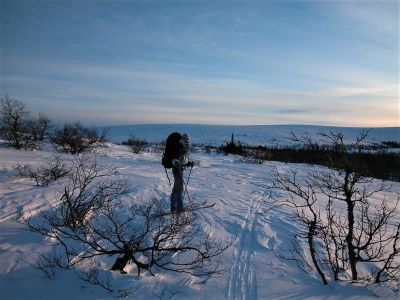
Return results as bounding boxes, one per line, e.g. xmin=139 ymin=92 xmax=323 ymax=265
xmin=182 ymin=133 xmax=190 ymax=150
xmin=182 ymin=133 xmax=190 ymax=142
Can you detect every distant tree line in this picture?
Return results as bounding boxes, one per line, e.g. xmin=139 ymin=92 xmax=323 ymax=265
xmin=121 ymin=135 xmax=149 ymax=153
xmin=217 ymin=133 xmax=400 ymax=182
xmin=0 ymin=94 xmax=107 ymax=153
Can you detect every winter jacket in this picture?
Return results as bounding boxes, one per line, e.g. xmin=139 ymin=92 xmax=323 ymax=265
xmin=171 ymin=139 xmax=190 ymax=168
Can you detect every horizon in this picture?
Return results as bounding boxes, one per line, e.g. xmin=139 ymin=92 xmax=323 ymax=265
xmin=1 ymin=0 xmax=399 ymax=127
xmin=95 ymin=122 xmax=400 ymax=129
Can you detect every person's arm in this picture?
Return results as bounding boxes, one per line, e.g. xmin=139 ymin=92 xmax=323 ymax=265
xmin=171 ymin=159 xmax=182 ymax=168
xmin=185 ymin=161 xmax=194 ymax=167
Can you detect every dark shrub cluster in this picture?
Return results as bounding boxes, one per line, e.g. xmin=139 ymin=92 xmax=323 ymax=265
xmin=214 ymin=133 xmax=400 ymax=182
xmin=382 ymin=141 xmax=400 ymax=149
xmin=50 ymin=122 xmax=107 ymax=154
xmin=121 ymin=136 xmax=149 ymax=154
xmin=0 ymin=95 xmax=51 ymax=149
xmin=25 ymin=113 xmax=52 ymax=142
xmin=241 ymin=146 xmax=400 ymax=182
xmin=16 ymin=156 xmax=69 ymax=186
xmin=218 ymin=133 xmax=243 ymax=155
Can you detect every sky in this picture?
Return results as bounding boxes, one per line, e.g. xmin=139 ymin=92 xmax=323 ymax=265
xmin=0 ymin=0 xmax=399 ymax=127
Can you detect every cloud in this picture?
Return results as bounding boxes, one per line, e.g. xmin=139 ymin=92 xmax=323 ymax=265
xmin=338 ymin=1 xmax=399 ymax=35
xmin=274 ymin=109 xmax=309 ymax=114
xmin=2 ymin=42 xmax=398 ymax=127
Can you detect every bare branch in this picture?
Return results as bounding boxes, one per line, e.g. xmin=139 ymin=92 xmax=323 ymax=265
xmin=21 ymin=156 xmax=229 ymax=295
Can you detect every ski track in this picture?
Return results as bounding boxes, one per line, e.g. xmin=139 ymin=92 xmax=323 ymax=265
xmin=227 ymin=190 xmax=264 ymax=300
xmin=192 ymin=156 xmax=271 ymax=299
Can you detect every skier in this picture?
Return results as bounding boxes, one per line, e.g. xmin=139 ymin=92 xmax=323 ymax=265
xmin=162 ymin=132 xmax=194 ymax=212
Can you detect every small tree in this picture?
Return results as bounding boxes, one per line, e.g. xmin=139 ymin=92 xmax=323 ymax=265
xmin=313 ymin=169 xmax=399 ymax=283
xmin=0 ymin=95 xmax=51 ymax=149
xmin=219 ymin=133 xmax=243 ymax=155
xmin=0 ymin=94 xmax=29 ymax=149
xmin=23 ymin=114 xmax=52 ymax=142
xmin=50 ymin=122 xmax=107 ymax=154
xmin=22 ymin=156 xmax=229 ymax=295
xmin=268 ymin=131 xmax=400 ymax=286
xmin=31 ymin=113 xmax=52 ymax=141
xmin=271 ymin=169 xmax=328 ymax=284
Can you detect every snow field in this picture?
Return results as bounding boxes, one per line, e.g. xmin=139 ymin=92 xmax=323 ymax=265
xmin=0 ymin=142 xmax=399 ymax=299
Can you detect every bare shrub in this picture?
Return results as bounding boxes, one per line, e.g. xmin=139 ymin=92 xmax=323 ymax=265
xmin=382 ymin=141 xmax=400 ymax=149
xmin=21 ymin=156 xmax=229 ymax=295
xmin=59 ymin=156 xmax=124 ymax=227
xmin=0 ymin=94 xmax=29 ymax=149
xmin=121 ymin=136 xmax=149 ymax=154
xmin=218 ymin=133 xmax=243 ymax=155
xmin=266 ymin=132 xmax=400 ymax=287
xmin=269 ymin=167 xmax=400 ymax=285
xmin=240 ymin=157 xmax=263 ymax=164
xmin=270 ymin=169 xmax=328 ymax=284
xmin=0 ymin=95 xmax=51 ymax=149
xmin=16 ymin=156 xmax=69 ymax=186
xmin=50 ymin=122 xmax=107 ymax=154
xmin=151 ymin=143 xmax=165 ymax=154
xmin=25 ymin=113 xmax=52 ymax=142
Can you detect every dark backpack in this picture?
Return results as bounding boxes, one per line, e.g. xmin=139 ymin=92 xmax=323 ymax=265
xmin=162 ymin=132 xmax=182 ymax=168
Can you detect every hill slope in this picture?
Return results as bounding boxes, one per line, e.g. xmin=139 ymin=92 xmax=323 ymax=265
xmin=0 ymin=142 xmax=399 ymax=299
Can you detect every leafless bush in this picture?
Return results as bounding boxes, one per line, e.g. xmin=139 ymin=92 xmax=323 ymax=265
xmin=0 ymin=94 xmax=50 ymax=149
xmin=267 ymin=132 xmax=400 ymax=287
xmin=50 ymin=122 xmax=107 ymax=154
xmin=58 ymin=156 xmax=124 ymax=227
xmin=270 ymin=169 xmax=328 ymax=284
xmin=16 ymin=156 xmax=69 ymax=186
xmin=314 ymin=169 xmax=400 ymax=283
xmin=150 ymin=143 xmax=165 ymax=154
xmin=0 ymin=94 xmax=29 ymax=149
xmin=21 ymin=156 xmax=229 ymax=295
xmin=289 ymin=129 xmax=370 ymax=152
xmin=121 ymin=136 xmax=149 ymax=154
xmin=25 ymin=113 xmax=52 ymax=142
xmin=240 ymin=156 xmax=263 ymax=164
xmin=269 ymin=167 xmax=400 ymax=286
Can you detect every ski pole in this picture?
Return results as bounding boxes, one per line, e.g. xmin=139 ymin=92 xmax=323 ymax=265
xmin=164 ymin=168 xmax=171 ymax=186
xmin=179 ymin=168 xmax=190 ymax=203
xmin=184 ymin=165 xmax=193 ymax=193
xmin=182 ymin=166 xmax=193 ymax=203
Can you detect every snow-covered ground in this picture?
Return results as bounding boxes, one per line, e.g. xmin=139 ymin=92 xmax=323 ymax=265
xmin=1 ymin=132 xmax=399 ymax=299
xmin=100 ymin=124 xmax=400 ymax=146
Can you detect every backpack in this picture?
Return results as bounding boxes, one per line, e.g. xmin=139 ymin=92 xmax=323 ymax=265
xmin=162 ymin=132 xmax=182 ymax=168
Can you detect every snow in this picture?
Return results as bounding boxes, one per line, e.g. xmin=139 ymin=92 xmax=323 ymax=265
xmin=100 ymin=124 xmax=400 ymax=146
xmin=1 ymin=125 xmax=400 ymax=299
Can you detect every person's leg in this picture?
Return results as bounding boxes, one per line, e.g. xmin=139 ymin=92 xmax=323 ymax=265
xmin=171 ymin=167 xmax=184 ymax=212
xmin=176 ymin=168 xmax=184 ymax=212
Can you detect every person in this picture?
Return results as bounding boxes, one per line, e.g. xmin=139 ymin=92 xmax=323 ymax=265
xmin=170 ymin=133 xmax=194 ymax=213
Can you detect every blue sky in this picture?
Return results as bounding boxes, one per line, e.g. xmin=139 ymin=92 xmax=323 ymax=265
xmin=1 ymin=0 xmax=398 ymax=126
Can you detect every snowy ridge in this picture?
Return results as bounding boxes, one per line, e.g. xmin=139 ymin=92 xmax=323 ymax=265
xmin=101 ymin=124 xmax=400 ymax=146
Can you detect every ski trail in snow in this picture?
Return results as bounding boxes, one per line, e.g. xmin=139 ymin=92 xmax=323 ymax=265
xmin=227 ymin=190 xmax=264 ymax=300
